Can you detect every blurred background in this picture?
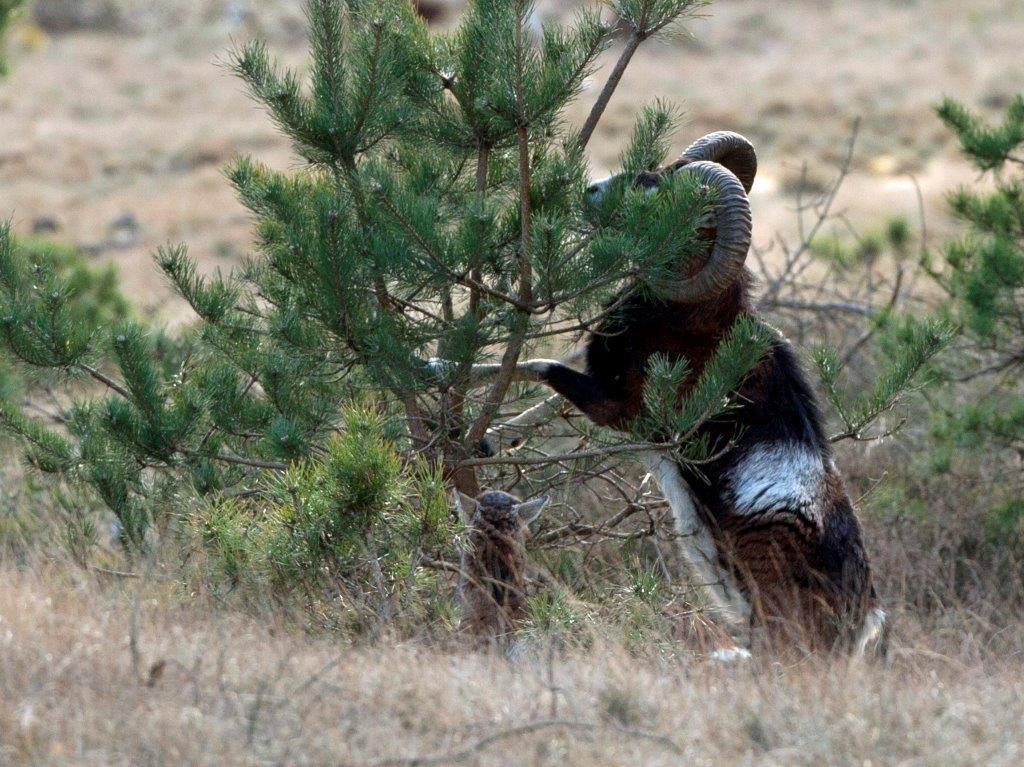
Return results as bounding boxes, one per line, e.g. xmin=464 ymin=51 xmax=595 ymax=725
xmin=3 ymin=0 xmax=1021 ymax=324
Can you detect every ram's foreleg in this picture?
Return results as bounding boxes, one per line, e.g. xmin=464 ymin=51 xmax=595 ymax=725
xmin=642 ymin=451 xmax=753 ymax=654
xmin=431 ymin=352 xmax=626 ymax=430
xmin=430 ymin=350 xmax=587 ymax=389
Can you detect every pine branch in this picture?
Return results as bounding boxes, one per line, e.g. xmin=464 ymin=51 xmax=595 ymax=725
xmin=349 ymin=21 xmax=385 ymax=153
xmin=578 ymin=1 xmax=705 ymax=151
xmin=578 ymin=33 xmax=642 ymax=151
xmin=456 ymin=438 xmax=684 ymax=468
xmin=468 ymin=142 xmax=492 ymax=320
xmin=374 ymin=189 xmax=541 ymax=313
xmin=213 ymin=451 xmax=289 ymax=471
xmin=78 ymin=363 xmax=132 ymax=400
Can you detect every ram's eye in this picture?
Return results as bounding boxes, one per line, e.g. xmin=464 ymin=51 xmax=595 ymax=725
xmin=585 ymin=176 xmax=617 ymax=205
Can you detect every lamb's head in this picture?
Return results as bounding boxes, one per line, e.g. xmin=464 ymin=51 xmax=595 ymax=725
xmin=585 ymin=131 xmax=757 ymax=304
xmin=456 ymin=490 xmax=549 ymax=536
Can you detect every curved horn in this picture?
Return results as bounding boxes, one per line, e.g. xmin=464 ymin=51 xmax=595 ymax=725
xmin=677 ymin=131 xmax=757 ymax=194
xmin=653 ymin=161 xmax=752 ymax=303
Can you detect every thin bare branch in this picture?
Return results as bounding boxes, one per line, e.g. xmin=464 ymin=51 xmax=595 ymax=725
xmin=356 ymin=718 xmax=682 ymax=767
xmin=578 ymin=34 xmax=642 ymax=152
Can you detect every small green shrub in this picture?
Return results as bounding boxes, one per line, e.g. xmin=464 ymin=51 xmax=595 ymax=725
xmin=196 ymin=404 xmax=460 ymax=634
xmin=526 ymin=590 xmax=587 ymax=641
xmin=924 ymin=96 xmax=1024 ymax=450
xmin=0 ymin=234 xmax=131 ymax=557
xmin=198 ymin=496 xmax=254 ymax=583
xmin=0 ymin=234 xmax=130 ymax=399
xmin=14 ymin=237 xmax=130 ymax=327
xmin=986 ymin=499 xmax=1024 ymax=542
xmin=0 ymin=0 xmax=24 ymax=75
xmin=810 ymin=215 xmax=915 ymax=270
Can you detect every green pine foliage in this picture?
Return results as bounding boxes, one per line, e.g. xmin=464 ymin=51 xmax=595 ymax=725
xmin=0 ymin=0 xmax=731 ymax=556
xmin=15 ymin=237 xmax=129 ymax=327
xmin=813 ymin=317 xmax=954 ymax=442
xmin=0 ymin=230 xmax=129 ymax=400
xmin=0 ymin=0 xmax=22 ymax=76
xmin=798 ymin=214 xmax=954 ymax=445
xmin=864 ymin=96 xmax=1024 ymax=541
xmin=196 ymin=404 xmax=458 ymax=634
xmin=634 ymin=316 xmax=773 ymax=449
xmin=926 ymin=96 xmax=1024 ymax=451
xmin=936 ymin=95 xmax=1024 ymax=172
xmin=933 ymin=95 xmax=1024 ymax=341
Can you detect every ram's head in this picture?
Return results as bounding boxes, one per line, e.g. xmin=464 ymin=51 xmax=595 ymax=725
xmin=586 ymin=131 xmax=758 ymax=303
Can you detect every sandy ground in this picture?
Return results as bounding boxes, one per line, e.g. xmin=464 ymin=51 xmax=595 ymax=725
xmin=2 ymin=0 xmax=1022 ymax=324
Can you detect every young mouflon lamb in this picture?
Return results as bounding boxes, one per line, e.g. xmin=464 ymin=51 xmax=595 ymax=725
xmin=455 ymin=490 xmax=548 ymax=645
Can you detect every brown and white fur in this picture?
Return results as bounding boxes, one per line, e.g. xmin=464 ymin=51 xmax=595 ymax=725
xmin=518 ymin=284 xmax=885 ymax=653
xmin=455 ymin=490 xmax=548 ymax=646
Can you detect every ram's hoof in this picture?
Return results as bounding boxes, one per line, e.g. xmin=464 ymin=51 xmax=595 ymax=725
xmin=709 ymin=646 xmax=753 ymax=664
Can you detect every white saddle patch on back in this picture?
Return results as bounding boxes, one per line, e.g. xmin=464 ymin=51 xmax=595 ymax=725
xmin=727 ymin=442 xmax=826 ymax=519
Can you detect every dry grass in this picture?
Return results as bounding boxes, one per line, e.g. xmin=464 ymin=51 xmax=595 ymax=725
xmin=2 ymin=566 xmax=1022 ymax=767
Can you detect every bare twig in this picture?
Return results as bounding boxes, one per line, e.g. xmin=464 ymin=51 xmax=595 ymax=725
xmin=457 ymin=439 xmax=682 ymax=468
xmin=840 ymin=264 xmax=905 ymax=366
xmin=213 ymin=451 xmax=289 ymax=471
xmin=578 ymin=34 xmax=642 ymax=151
xmin=354 ymin=717 xmax=683 ymax=767
xmin=78 ymin=363 xmax=132 ymax=400
xmin=768 ymin=299 xmax=877 ymax=318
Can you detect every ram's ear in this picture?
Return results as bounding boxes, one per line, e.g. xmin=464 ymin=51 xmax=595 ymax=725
xmin=453 ymin=491 xmax=479 ymax=524
xmin=513 ymin=495 xmax=549 ymax=526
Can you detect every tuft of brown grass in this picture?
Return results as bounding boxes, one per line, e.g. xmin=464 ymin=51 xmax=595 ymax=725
xmin=2 ymin=565 xmax=1023 ymax=766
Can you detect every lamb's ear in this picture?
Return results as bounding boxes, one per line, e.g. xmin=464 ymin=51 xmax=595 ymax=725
xmin=454 ymin=491 xmax=479 ymax=524
xmin=513 ymin=495 xmax=549 ymax=526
